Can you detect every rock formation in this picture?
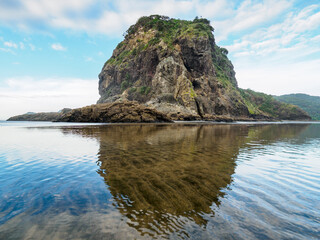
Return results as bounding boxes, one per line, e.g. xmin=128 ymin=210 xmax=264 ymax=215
xmin=98 ymin=15 xmax=310 ymax=121
xmin=57 ymin=101 xmax=172 ymax=123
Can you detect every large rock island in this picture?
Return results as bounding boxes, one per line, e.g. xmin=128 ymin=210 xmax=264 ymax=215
xmin=8 ymin=15 xmax=311 ymax=122
xmin=98 ymin=15 xmax=310 ymax=121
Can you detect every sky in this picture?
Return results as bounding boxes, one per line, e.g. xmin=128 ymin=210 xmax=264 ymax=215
xmin=0 ymin=0 xmax=319 ymax=119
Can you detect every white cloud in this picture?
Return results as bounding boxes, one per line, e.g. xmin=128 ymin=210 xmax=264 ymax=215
xmin=0 ymin=0 xmax=299 ymax=39
xmin=0 ymin=77 xmax=99 ymax=120
xmin=0 ymin=47 xmax=15 ymax=54
xmin=220 ymin=3 xmax=320 ymax=96
xmin=51 ymin=43 xmax=66 ymax=51
xmin=236 ymin=59 xmax=320 ymax=96
xmin=0 ymin=0 xmax=94 ymax=22
xmin=29 ymin=43 xmax=36 ymax=50
xmin=2 ymin=40 xmax=27 ymax=51
xmin=4 ymin=41 xmax=18 ymax=48
xmin=195 ymin=0 xmax=233 ymax=20
xmin=224 ymin=4 xmax=320 ymax=56
xmin=0 ymin=0 xmax=130 ymax=35
xmin=19 ymin=42 xmax=25 ymax=49
xmin=291 ymin=5 xmax=320 ymax=32
xmin=214 ymin=0 xmax=292 ymax=41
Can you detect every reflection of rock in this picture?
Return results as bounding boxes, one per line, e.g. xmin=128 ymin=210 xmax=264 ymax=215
xmin=246 ymin=123 xmax=310 ymax=144
xmin=59 ymin=123 xmax=311 ymax=238
xmin=62 ymin=124 xmax=247 ymax=237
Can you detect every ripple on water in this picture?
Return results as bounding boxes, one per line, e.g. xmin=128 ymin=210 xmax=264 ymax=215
xmin=0 ymin=123 xmax=319 ymax=239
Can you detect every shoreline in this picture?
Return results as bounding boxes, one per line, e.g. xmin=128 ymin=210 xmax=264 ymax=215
xmin=1 ymin=120 xmax=318 ymax=129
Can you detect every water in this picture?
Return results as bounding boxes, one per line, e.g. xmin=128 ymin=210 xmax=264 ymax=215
xmin=0 ymin=121 xmax=319 ymax=239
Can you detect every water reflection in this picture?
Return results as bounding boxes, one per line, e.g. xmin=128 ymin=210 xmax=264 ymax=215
xmin=0 ymin=123 xmax=316 ymax=239
xmin=60 ymin=123 xmax=311 ymax=238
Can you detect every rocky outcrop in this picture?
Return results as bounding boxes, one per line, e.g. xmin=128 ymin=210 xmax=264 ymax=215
xmin=98 ymin=16 xmax=246 ymax=119
xmin=7 ymin=108 xmax=71 ymax=121
xmin=57 ymin=101 xmax=172 ymax=123
xmin=98 ymin=15 xmax=310 ymax=121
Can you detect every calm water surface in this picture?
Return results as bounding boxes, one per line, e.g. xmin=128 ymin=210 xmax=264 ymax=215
xmin=0 ymin=121 xmax=319 ymax=239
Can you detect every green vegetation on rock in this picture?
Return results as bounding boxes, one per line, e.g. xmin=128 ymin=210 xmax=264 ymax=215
xmin=106 ymin=15 xmax=215 ymax=67
xmin=125 ymin=15 xmax=214 ymax=44
xmin=240 ymin=89 xmax=310 ymax=120
xmin=98 ymin=15 xmax=311 ymax=121
xmin=275 ymin=94 xmax=320 ymax=120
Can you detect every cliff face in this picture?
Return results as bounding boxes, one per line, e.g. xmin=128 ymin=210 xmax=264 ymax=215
xmin=98 ymin=15 xmax=310 ymax=120
xmin=98 ymin=15 xmax=249 ymax=119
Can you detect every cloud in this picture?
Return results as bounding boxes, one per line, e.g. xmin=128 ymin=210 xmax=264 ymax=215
xmin=0 ymin=77 xmax=99 ymax=120
xmin=0 ymin=0 xmax=265 ymax=36
xmin=29 ymin=43 xmax=36 ymax=50
xmin=0 ymin=47 xmax=15 ymax=54
xmin=51 ymin=43 xmax=66 ymax=51
xmin=0 ymin=0 xmax=300 ymax=40
xmin=4 ymin=41 xmax=18 ymax=48
xmin=19 ymin=42 xmax=25 ymax=49
xmin=236 ymin=59 xmax=320 ymax=96
xmin=214 ymin=0 xmax=292 ymax=41
xmin=218 ymin=3 xmax=320 ymax=96
xmin=224 ymin=4 xmax=320 ymax=61
xmin=0 ymin=0 xmax=94 ymax=22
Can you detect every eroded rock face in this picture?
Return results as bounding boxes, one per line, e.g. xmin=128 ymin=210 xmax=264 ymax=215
xmin=97 ymin=15 xmax=310 ymax=121
xmin=97 ymin=16 xmax=250 ymax=120
xmin=57 ymin=101 xmax=172 ymax=123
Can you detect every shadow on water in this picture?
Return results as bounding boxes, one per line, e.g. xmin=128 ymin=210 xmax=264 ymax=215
xmin=60 ymin=123 xmax=311 ymax=238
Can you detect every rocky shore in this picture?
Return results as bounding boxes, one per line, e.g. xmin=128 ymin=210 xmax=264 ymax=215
xmin=57 ymin=101 xmax=172 ymax=123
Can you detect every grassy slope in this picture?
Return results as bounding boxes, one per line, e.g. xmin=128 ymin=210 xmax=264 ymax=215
xmin=106 ymin=15 xmax=215 ymax=66
xmin=239 ymin=89 xmax=310 ymax=119
xmin=275 ymin=94 xmax=320 ymax=120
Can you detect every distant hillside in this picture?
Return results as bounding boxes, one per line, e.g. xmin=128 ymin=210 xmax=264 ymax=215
xmin=240 ymin=90 xmax=310 ymax=120
xmin=275 ymin=94 xmax=320 ymax=120
xmin=7 ymin=108 xmax=72 ymax=121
